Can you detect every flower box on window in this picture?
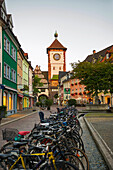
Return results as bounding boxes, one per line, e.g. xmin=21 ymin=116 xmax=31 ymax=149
xmin=83 ymin=92 xmax=86 ymax=94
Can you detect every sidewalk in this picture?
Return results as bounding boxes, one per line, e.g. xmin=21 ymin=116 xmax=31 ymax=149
xmin=83 ymin=112 xmax=113 ymax=170
xmin=0 ymin=106 xmax=38 ymax=125
xmin=0 ymin=105 xmax=60 ymax=125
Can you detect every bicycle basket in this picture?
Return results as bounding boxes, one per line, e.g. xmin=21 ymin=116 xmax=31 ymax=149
xmin=2 ymin=128 xmax=19 ymax=141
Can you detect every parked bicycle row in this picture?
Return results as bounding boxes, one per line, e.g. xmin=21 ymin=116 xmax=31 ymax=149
xmin=0 ymin=106 xmax=89 ymax=169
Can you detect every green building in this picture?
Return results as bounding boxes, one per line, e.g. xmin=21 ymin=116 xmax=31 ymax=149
xmin=0 ymin=0 xmax=20 ymax=115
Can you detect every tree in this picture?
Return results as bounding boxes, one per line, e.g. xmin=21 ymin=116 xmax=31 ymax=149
xmin=71 ymin=61 xmax=113 ymax=104
xmin=33 ymin=75 xmax=43 ymax=103
xmin=68 ymin=99 xmax=76 ymax=106
xmin=54 ymin=94 xmax=58 ymax=99
xmin=45 ymin=99 xmax=53 ymax=110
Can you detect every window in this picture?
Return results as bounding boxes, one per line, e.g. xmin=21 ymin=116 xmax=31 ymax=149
xmin=14 ymin=49 xmax=16 ymax=60
xmin=4 ymin=63 xmax=10 ymax=79
xmin=7 ymin=40 xmax=10 ymax=54
xmin=9 ymin=93 xmax=12 ymax=110
xmin=11 ymin=69 xmax=16 ymax=82
xmin=4 ymin=63 xmax=6 ymax=77
xmin=11 ymin=69 xmax=13 ymax=80
xmin=3 ymin=92 xmax=7 ymax=106
xmin=7 ymin=66 xmax=10 ymax=79
xmin=106 ymin=53 xmax=109 ymax=59
xmin=14 ymin=70 xmax=16 ymax=82
xmin=4 ymin=36 xmax=10 ymax=55
xmin=11 ymin=46 xmax=14 ymax=57
xmin=4 ymin=37 xmax=6 ymax=50
xmin=59 ymin=67 xmax=61 ymax=70
xmin=53 ymin=67 xmax=55 ymax=70
xmin=11 ymin=46 xmax=16 ymax=61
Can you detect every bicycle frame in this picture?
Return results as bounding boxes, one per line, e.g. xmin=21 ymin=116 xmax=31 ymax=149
xmin=9 ymin=152 xmax=57 ymax=170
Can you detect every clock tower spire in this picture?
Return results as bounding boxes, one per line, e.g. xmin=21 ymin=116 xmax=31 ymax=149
xmin=54 ymin=31 xmax=58 ymax=39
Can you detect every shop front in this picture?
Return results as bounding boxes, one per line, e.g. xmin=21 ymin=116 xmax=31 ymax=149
xmin=3 ymin=88 xmax=17 ymax=116
xmin=23 ymin=94 xmax=29 ymax=110
xmin=17 ymin=93 xmax=23 ymax=111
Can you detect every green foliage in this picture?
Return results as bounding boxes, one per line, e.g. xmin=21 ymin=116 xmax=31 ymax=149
xmin=71 ymin=61 xmax=113 ymax=103
xmin=52 ymin=75 xmax=59 ymax=80
xmin=45 ymin=99 xmax=53 ymax=107
xmin=54 ymin=94 xmax=58 ymax=99
xmin=36 ymin=102 xmax=40 ymax=107
xmin=0 ymin=106 xmax=7 ymax=110
xmin=68 ymin=99 xmax=76 ymax=106
xmin=24 ymin=85 xmax=29 ymax=91
xmin=33 ymin=75 xmax=43 ymax=95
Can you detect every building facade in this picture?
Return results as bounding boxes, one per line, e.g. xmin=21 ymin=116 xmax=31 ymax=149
xmin=34 ymin=65 xmax=49 ymax=102
xmin=70 ymin=78 xmax=88 ymax=104
xmin=17 ymin=48 xmax=24 ymax=111
xmin=0 ymin=0 xmax=21 ymax=115
xmin=28 ymin=61 xmax=33 ymax=108
xmin=22 ymin=53 xmax=29 ymax=109
xmin=85 ymin=45 xmax=113 ymax=106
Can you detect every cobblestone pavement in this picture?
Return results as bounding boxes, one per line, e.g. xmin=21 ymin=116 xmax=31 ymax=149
xmin=87 ymin=117 xmax=113 ymax=153
xmin=80 ymin=118 xmax=108 ymax=170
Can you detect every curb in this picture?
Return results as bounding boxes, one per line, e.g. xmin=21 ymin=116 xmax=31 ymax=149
xmin=84 ymin=117 xmax=113 ymax=170
xmin=0 ymin=110 xmax=38 ymax=127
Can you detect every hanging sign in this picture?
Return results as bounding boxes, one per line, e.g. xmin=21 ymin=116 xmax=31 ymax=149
xmin=64 ymin=88 xmax=70 ymax=94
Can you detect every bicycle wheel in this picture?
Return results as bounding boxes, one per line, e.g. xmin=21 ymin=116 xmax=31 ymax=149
xmin=55 ymin=152 xmax=85 ymax=170
xmin=39 ymin=160 xmax=79 ymax=170
xmin=71 ymin=147 xmax=89 ymax=170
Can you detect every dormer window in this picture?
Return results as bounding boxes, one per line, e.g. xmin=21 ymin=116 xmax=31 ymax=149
xmin=106 ymin=53 xmax=109 ymax=59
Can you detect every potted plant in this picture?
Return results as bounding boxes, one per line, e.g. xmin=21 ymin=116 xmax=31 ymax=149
xmin=0 ymin=106 xmax=7 ymax=124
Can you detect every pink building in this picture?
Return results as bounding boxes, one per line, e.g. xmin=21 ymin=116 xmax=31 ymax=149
xmin=70 ymin=78 xmax=89 ymax=104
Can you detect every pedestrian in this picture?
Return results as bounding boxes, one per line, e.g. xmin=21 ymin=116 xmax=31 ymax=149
xmin=90 ymin=101 xmax=93 ymax=104
xmin=38 ymin=107 xmax=44 ymax=122
xmin=98 ymin=99 xmax=101 ymax=104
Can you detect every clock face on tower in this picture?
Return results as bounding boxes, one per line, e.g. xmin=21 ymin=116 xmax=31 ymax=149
xmin=53 ymin=53 xmax=60 ymax=60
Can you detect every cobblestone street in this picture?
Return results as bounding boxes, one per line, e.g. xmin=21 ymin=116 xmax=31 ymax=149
xmin=80 ymin=118 xmax=108 ymax=170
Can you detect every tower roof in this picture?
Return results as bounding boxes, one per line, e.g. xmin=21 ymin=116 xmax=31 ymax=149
xmin=47 ymin=39 xmax=67 ymax=53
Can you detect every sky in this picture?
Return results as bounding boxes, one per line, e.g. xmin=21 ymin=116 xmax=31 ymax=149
xmin=5 ymin=0 xmax=113 ymax=71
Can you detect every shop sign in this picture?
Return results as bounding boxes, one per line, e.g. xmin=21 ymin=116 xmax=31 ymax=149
xmin=64 ymin=88 xmax=70 ymax=94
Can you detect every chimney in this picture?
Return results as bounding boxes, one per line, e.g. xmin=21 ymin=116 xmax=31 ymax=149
xmin=93 ymin=50 xmax=96 ymax=54
xmin=24 ymin=53 xmax=28 ymax=59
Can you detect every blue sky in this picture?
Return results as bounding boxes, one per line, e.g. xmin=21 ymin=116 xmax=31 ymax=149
xmin=5 ymin=0 xmax=113 ymax=71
